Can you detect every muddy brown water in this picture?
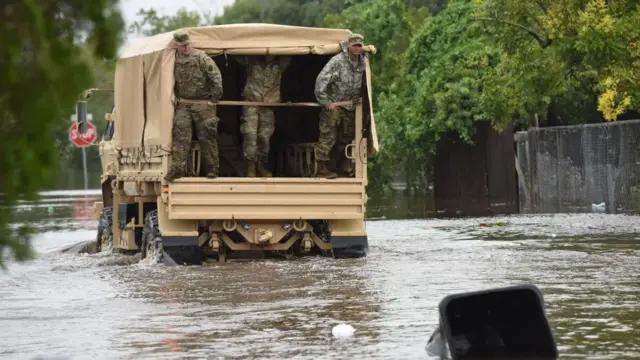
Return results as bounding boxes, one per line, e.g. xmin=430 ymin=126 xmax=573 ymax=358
xmin=1 ymin=190 xmax=639 ymax=359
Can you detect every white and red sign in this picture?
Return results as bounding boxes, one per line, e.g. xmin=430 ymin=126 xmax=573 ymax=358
xmin=69 ymin=121 xmax=97 ymax=147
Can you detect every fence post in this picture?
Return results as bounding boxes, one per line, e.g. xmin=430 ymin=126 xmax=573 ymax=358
xmin=528 ymin=114 xmax=540 ymax=213
xmin=556 ymin=130 xmax=563 ymax=212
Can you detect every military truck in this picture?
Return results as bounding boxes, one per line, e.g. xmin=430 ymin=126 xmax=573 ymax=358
xmin=80 ymin=24 xmax=379 ymax=265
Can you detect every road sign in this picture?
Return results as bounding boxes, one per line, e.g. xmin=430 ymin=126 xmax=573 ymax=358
xmin=69 ymin=121 xmax=97 ymax=147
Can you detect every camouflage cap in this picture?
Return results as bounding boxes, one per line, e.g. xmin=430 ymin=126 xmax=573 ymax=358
xmin=348 ymin=33 xmax=364 ymax=46
xmin=173 ymin=30 xmax=190 ymax=46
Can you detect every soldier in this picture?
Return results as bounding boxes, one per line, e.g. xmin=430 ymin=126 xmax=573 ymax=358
xmin=234 ymin=55 xmax=291 ymax=177
xmin=165 ymin=30 xmax=223 ymax=181
xmin=314 ymin=33 xmax=365 ymax=179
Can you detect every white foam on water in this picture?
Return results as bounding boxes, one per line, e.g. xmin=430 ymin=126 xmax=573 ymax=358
xmin=136 ymin=253 xmax=163 ymax=268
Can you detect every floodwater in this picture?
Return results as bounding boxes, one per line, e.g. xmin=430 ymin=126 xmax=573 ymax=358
xmin=1 ymin=190 xmax=639 ymax=359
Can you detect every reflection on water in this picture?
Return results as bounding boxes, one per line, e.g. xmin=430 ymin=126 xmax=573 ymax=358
xmin=12 ymin=189 xmax=101 ymax=231
xmin=0 ymin=190 xmax=639 ymax=359
xmin=367 ymin=190 xmax=435 ymax=220
xmin=108 ymin=260 xmax=384 ymax=359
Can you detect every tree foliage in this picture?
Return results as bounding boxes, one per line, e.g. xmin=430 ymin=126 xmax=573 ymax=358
xmin=213 ymin=0 xmax=267 ymax=25
xmin=129 ymin=8 xmax=211 ymax=36
xmin=474 ymin=0 xmax=640 ymax=123
xmin=213 ymin=0 xmax=348 ymax=27
xmin=0 ymin=1 xmax=124 ymax=268
xmin=351 ymin=0 xmax=640 ymax=191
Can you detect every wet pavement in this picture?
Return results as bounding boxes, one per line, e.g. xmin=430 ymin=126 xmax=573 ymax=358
xmin=1 ymin=190 xmax=639 ymax=359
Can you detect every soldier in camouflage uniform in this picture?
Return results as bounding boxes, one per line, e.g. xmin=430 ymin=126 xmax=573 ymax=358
xmin=165 ymin=30 xmax=223 ymax=181
xmin=234 ymin=55 xmax=291 ymax=177
xmin=314 ymin=34 xmax=365 ymax=179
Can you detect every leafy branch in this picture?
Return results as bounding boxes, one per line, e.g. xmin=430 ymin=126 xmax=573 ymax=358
xmin=475 ymin=16 xmax=552 ymax=48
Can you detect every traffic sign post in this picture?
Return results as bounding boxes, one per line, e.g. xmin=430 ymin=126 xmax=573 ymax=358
xmin=69 ymin=118 xmax=97 ymax=191
xmin=70 ymin=113 xmax=93 ymax=122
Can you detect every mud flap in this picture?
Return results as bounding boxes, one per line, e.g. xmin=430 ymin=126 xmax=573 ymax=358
xmin=162 ymin=236 xmax=203 ymax=266
xmin=330 ymin=235 xmax=368 ymax=258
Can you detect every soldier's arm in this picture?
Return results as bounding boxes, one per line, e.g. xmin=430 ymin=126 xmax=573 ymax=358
xmin=201 ymin=54 xmax=223 ymax=100
xmin=314 ymin=57 xmax=338 ymax=107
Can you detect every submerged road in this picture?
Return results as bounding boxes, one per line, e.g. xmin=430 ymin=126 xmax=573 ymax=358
xmin=0 ymin=190 xmax=639 ymax=359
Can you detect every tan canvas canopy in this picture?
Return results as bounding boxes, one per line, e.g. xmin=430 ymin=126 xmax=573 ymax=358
xmin=113 ymin=23 xmax=378 ymax=155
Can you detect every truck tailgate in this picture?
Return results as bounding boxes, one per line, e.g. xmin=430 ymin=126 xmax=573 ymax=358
xmin=168 ymin=178 xmax=365 ymax=220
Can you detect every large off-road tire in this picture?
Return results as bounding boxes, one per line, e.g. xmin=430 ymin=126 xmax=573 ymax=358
xmin=96 ymin=206 xmax=114 ymax=253
xmin=309 ymin=220 xmax=331 ymax=243
xmin=141 ymin=209 xmax=163 ymax=263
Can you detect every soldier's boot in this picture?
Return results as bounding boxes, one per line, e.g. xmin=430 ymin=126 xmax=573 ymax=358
xmin=316 ymin=161 xmax=337 ymax=179
xmin=164 ymin=168 xmax=183 ymax=182
xmin=257 ymin=161 xmax=272 ymax=177
xmin=247 ymin=161 xmax=256 ymax=177
xmin=206 ymin=168 xmax=218 ymax=179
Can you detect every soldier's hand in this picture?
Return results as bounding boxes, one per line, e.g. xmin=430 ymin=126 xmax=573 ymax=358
xmin=207 ymin=100 xmax=217 ymax=106
xmin=328 ymin=103 xmax=339 ymax=110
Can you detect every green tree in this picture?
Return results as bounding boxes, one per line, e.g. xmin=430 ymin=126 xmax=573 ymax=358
xmin=213 ymin=0 xmax=267 ymax=24
xmin=129 ymin=8 xmax=211 ymax=36
xmin=474 ymin=0 xmax=640 ymax=123
xmin=213 ymin=0 xmax=349 ymax=27
xmin=323 ymin=0 xmax=427 ymax=99
xmin=0 ymin=1 xmax=124 ymax=268
xmin=340 ymin=0 xmax=507 ymax=193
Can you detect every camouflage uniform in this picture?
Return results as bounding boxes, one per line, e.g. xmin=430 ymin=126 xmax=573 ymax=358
xmin=235 ymin=55 xmax=291 ymax=177
xmin=165 ymin=30 xmax=223 ymax=181
xmin=314 ymin=34 xmax=365 ymax=179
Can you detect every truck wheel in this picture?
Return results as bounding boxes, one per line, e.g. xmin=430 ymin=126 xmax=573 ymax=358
xmin=96 ymin=206 xmax=114 ymax=253
xmin=141 ymin=209 xmax=163 ymax=263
